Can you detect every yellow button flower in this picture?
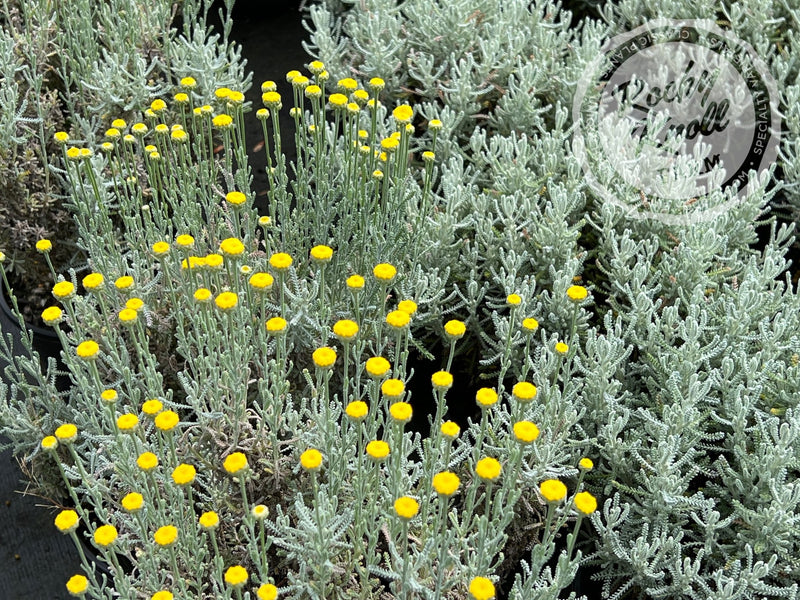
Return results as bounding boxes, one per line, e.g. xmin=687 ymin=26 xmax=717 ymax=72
xmin=249 ymin=272 xmax=274 ymax=291
xmin=300 ymin=448 xmax=323 ymax=472
xmin=381 ymin=378 xmax=405 ymax=398
xmin=152 ymin=591 xmax=174 ymax=600
xmin=566 ymin=285 xmax=588 ymax=302
xmin=574 ymin=491 xmax=598 ymax=515
xmin=328 ymin=93 xmax=348 ymax=108
xmin=539 ymin=479 xmax=567 ymax=502
xmin=262 ymin=91 xmax=282 ymax=109
xmin=345 ymin=400 xmax=368 ymax=421
xmin=266 ymin=317 xmax=287 ymax=334
xmin=269 ymin=252 xmax=293 ymax=271
xmin=512 ymin=382 xmax=537 ymax=402
xmin=118 ymin=308 xmax=138 ymax=324
xmin=252 ymin=504 xmax=269 ymax=520
xmin=137 ymin=452 xmax=159 ymax=471
xmin=225 ymin=191 xmax=246 ymax=206
xmin=389 ymin=401 xmax=412 ymax=424
xmin=41 ymin=306 xmax=64 ymax=326
xmin=469 ymin=576 xmax=496 ymax=600
xmin=333 ymin=319 xmax=359 ymax=341
xmin=366 ymin=357 xmax=391 ymax=378
xmin=55 ymin=423 xmax=78 ymax=442
xmin=153 ymin=525 xmax=178 ymax=547
xmin=114 ymin=275 xmax=134 ymax=290
xmin=432 ymin=471 xmax=460 ymax=496
xmin=394 ymin=496 xmax=419 ymax=520
xmin=171 ymin=463 xmax=196 ymax=486
xmin=117 ymin=414 xmax=139 ymax=431
xmin=475 ymin=388 xmax=498 ymax=408
xmin=100 ymin=389 xmax=118 ymax=404
xmin=121 ymin=492 xmax=144 ymax=512
xmin=142 ymin=399 xmax=163 ymax=415
xmin=223 ymin=452 xmax=248 ymax=475
xmin=199 ymin=511 xmax=220 ymax=530
xmin=55 ymin=509 xmax=79 ymax=533
xmin=579 ymin=457 xmax=594 ymax=471
xmin=175 ymin=234 xmax=195 ymax=249
xmin=397 ymin=300 xmax=417 ymax=315
xmin=66 ymin=574 xmax=89 ymax=596
xmin=205 ymin=253 xmax=224 ymax=269
xmin=257 ymin=583 xmax=279 ymax=600
xmin=507 ymin=293 xmax=522 ymax=306
xmin=312 ymin=347 xmax=337 ymax=369
xmin=155 ymin=410 xmax=179 ymax=432
xmin=35 ymin=239 xmax=52 ymax=253
xmin=431 ymin=371 xmax=453 ymax=391
xmin=93 ymin=524 xmax=118 ymax=547
xmin=215 ymin=291 xmax=239 ymax=311
xmin=41 ymin=435 xmax=58 ymax=450
xmin=513 ymin=421 xmax=540 ymax=444
xmin=310 ymin=244 xmax=334 ymax=263
xmin=444 ymin=319 xmax=466 ymax=339
xmin=440 ymin=421 xmax=460 ymax=439
xmin=220 ymin=237 xmax=245 ymax=257
xmin=386 ymin=310 xmax=410 ymax=330
xmin=346 ymin=274 xmax=365 ymax=290
xmin=366 ymin=440 xmax=390 ymax=461
xmin=82 ymin=272 xmax=104 ymax=291
xmin=225 ymin=565 xmax=249 ymax=588
xmin=126 ymin=297 xmax=144 ymax=311
xmin=522 ymin=318 xmax=539 ymax=332
xmin=475 ymin=457 xmax=502 ymax=482
xmin=372 ymin=262 xmax=397 ymax=282
xmin=392 ymin=104 xmax=413 ymax=124
xmin=212 ymin=114 xmax=233 ymax=128
xmin=194 ymin=288 xmax=212 ymax=303
xmin=52 ymin=281 xmax=76 ymax=300
xmin=368 ymin=77 xmax=385 ymax=92
xmin=555 ymin=342 xmax=569 ymax=355
xmin=54 ymin=131 xmax=69 ymax=143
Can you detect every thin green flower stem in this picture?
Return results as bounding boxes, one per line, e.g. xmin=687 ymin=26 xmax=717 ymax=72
xmin=209 ymin=530 xmax=224 ymax=582
xmin=551 ymin=353 xmax=564 ymax=389
xmin=445 ymin=340 xmax=457 ymax=373
xmin=497 ymin=306 xmax=517 ymax=390
xmin=433 ymin=498 xmax=450 ymax=600
xmin=42 ymin=253 xmax=57 ymax=284
xmin=394 ymin=329 xmax=405 ymax=380
xmin=169 ymin=545 xmax=189 ymax=597
xmin=53 ymin=456 xmax=84 ymax=517
xmin=238 ymin=475 xmax=249 ymax=518
xmin=222 ymin=128 xmax=233 ymax=187
xmin=66 ymin=445 xmax=106 ymax=518
xmin=542 ymin=502 xmax=557 ymax=546
xmin=376 ymin=282 xmax=389 ymax=355
xmin=521 ymin=334 xmax=533 ymax=381
xmin=399 ymin=519 xmax=412 ymax=600
xmin=566 ymin=513 xmax=585 ymax=561
xmin=474 ymin=409 xmax=490 ymax=462
xmin=68 ymin=530 xmax=100 ymax=588
xmin=343 ymin=341 xmax=351 ymax=403
xmin=368 ymin=97 xmax=379 ymax=174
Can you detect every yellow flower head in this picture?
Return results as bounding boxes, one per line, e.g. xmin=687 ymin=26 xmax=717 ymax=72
xmin=205 ymin=253 xmax=224 ymax=270
xmin=36 ymin=239 xmax=52 ymax=253
xmin=366 ymin=440 xmax=390 ymax=461
xmin=513 ymin=421 xmax=540 ymax=444
xmin=175 ymin=234 xmax=195 ymax=249
xmin=117 ymin=413 xmax=139 ymax=431
xmin=76 ymin=340 xmax=99 ymax=360
xmin=262 ymin=91 xmax=282 ymax=109
xmin=429 ymin=119 xmax=443 ymax=130
xmin=269 ymin=252 xmax=293 ymax=271
xmin=41 ymin=306 xmax=64 ymax=326
xmin=432 ymin=471 xmax=460 ymax=496
xmin=422 ymin=151 xmax=435 ymax=162
xmin=512 ymin=382 xmax=537 ymax=402
xmin=171 ymin=463 xmax=196 ymax=486
xmin=579 ymin=457 xmax=594 ymax=471
xmin=118 ymin=308 xmax=138 ymax=325
xmin=312 ymin=347 xmax=337 ymax=369
xmin=368 ymin=77 xmax=385 ymax=92
xmin=345 ymin=400 xmax=368 ymax=421
xmin=154 ymin=123 xmax=169 ymax=134
xmin=372 ymin=262 xmax=397 ymax=283
xmin=286 ymin=69 xmax=301 ymax=82
xmin=55 ymin=509 xmax=79 ymax=533
xmin=227 ymin=90 xmax=245 ymax=104
xmin=142 ymin=399 xmax=163 ymax=415
xmin=380 ymin=137 xmax=399 ymax=152
xmin=574 ymin=491 xmax=598 ymax=515
xmin=440 ymin=420 xmax=460 ymax=439
xmin=100 ymin=389 xmax=118 ymax=404
xmin=223 ymin=452 xmax=248 ymax=475
xmin=386 ymin=310 xmax=410 ymax=329
xmin=55 ymin=423 xmax=78 ymax=442
xmin=475 ymin=388 xmax=498 ymax=408
xmin=180 ymin=76 xmax=197 ymax=89
xmin=131 ymin=122 xmax=148 ymax=135
xmin=226 ymin=191 xmax=246 ymax=206
xmin=219 ymin=237 xmax=245 ymax=257
xmin=475 ymin=457 xmax=502 ymax=482
xmin=328 ymin=93 xmax=348 ymax=108
xmin=151 ymin=241 xmax=170 ymax=256
xmin=392 ymin=104 xmax=413 ymax=124
xmin=397 ymin=300 xmax=417 ymax=315
xmin=262 ymin=80 xmax=277 ymax=92
xmin=431 ymin=371 xmax=453 ymax=391
xmin=174 ymin=92 xmax=189 ymax=104
xmin=153 ymin=525 xmax=178 ymax=547
xmin=93 ymin=524 xmax=118 ymax=547
xmin=522 ymin=318 xmax=539 ymax=332
xmin=469 ymin=576 xmax=496 ymax=600
xmin=215 ymin=291 xmax=239 ymax=311
xmin=137 ymin=452 xmax=159 ymax=471
xmin=539 ymin=479 xmax=567 ymax=502
xmin=194 ymin=288 xmax=212 ymax=303
xmin=394 ymin=496 xmax=419 ymax=520
xmin=555 ymin=342 xmax=569 ymax=355
xmin=155 ymin=410 xmax=179 ymax=432
xmin=41 ymin=435 xmax=58 ymax=450
xmin=114 ymin=275 xmax=134 ymax=290
xmin=52 ymin=281 xmax=76 ymax=300
xmin=54 ymin=131 xmax=69 ymax=143
xmin=266 ymin=316 xmax=287 ymax=334
xmin=257 ymin=583 xmax=279 ymax=600
xmin=215 ymin=87 xmax=232 ymax=99
xmin=380 ymin=377 xmax=404 ymax=397
xmin=82 ymin=272 xmax=104 ymax=291
xmin=225 ymin=565 xmax=248 ymax=588
xmin=300 ymin=448 xmax=323 ymax=472
xmin=308 ymin=60 xmax=325 ymax=74
xmin=333 ymin=319 xmax=359 ymax=341
xmin=121 ymin=492 xmax=144 ymax=512
xmin=249 ymin=272 xmax=274 ymax=291
xmin=252 ymin=504 xmax=269 ymax=520
xmin=566 ymin=285 xmax=588 ymax=302
xmin=152 ymin=592 xmax=174 ymax=600
xmin=346 ymin=274 xmax=365 ymax=290
xmin=507 ymin=293 xmax=522 ymax=306
xmin=389 ymin=401 xmax=412 ymax=423
xmin=212 ymin=114 xmax=233 ymax=128
xmin=310 ymin=244 xmax=334 ymax=263
xmin=199 ymin=511 xmax=219 ymax=529
xmin=337 ymin=77 xmax=358 ymax=92
xmin=66 ymin=574 xmax=89 ymax=596
xmin=444 ymin=319 xmax=466 ymax=339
